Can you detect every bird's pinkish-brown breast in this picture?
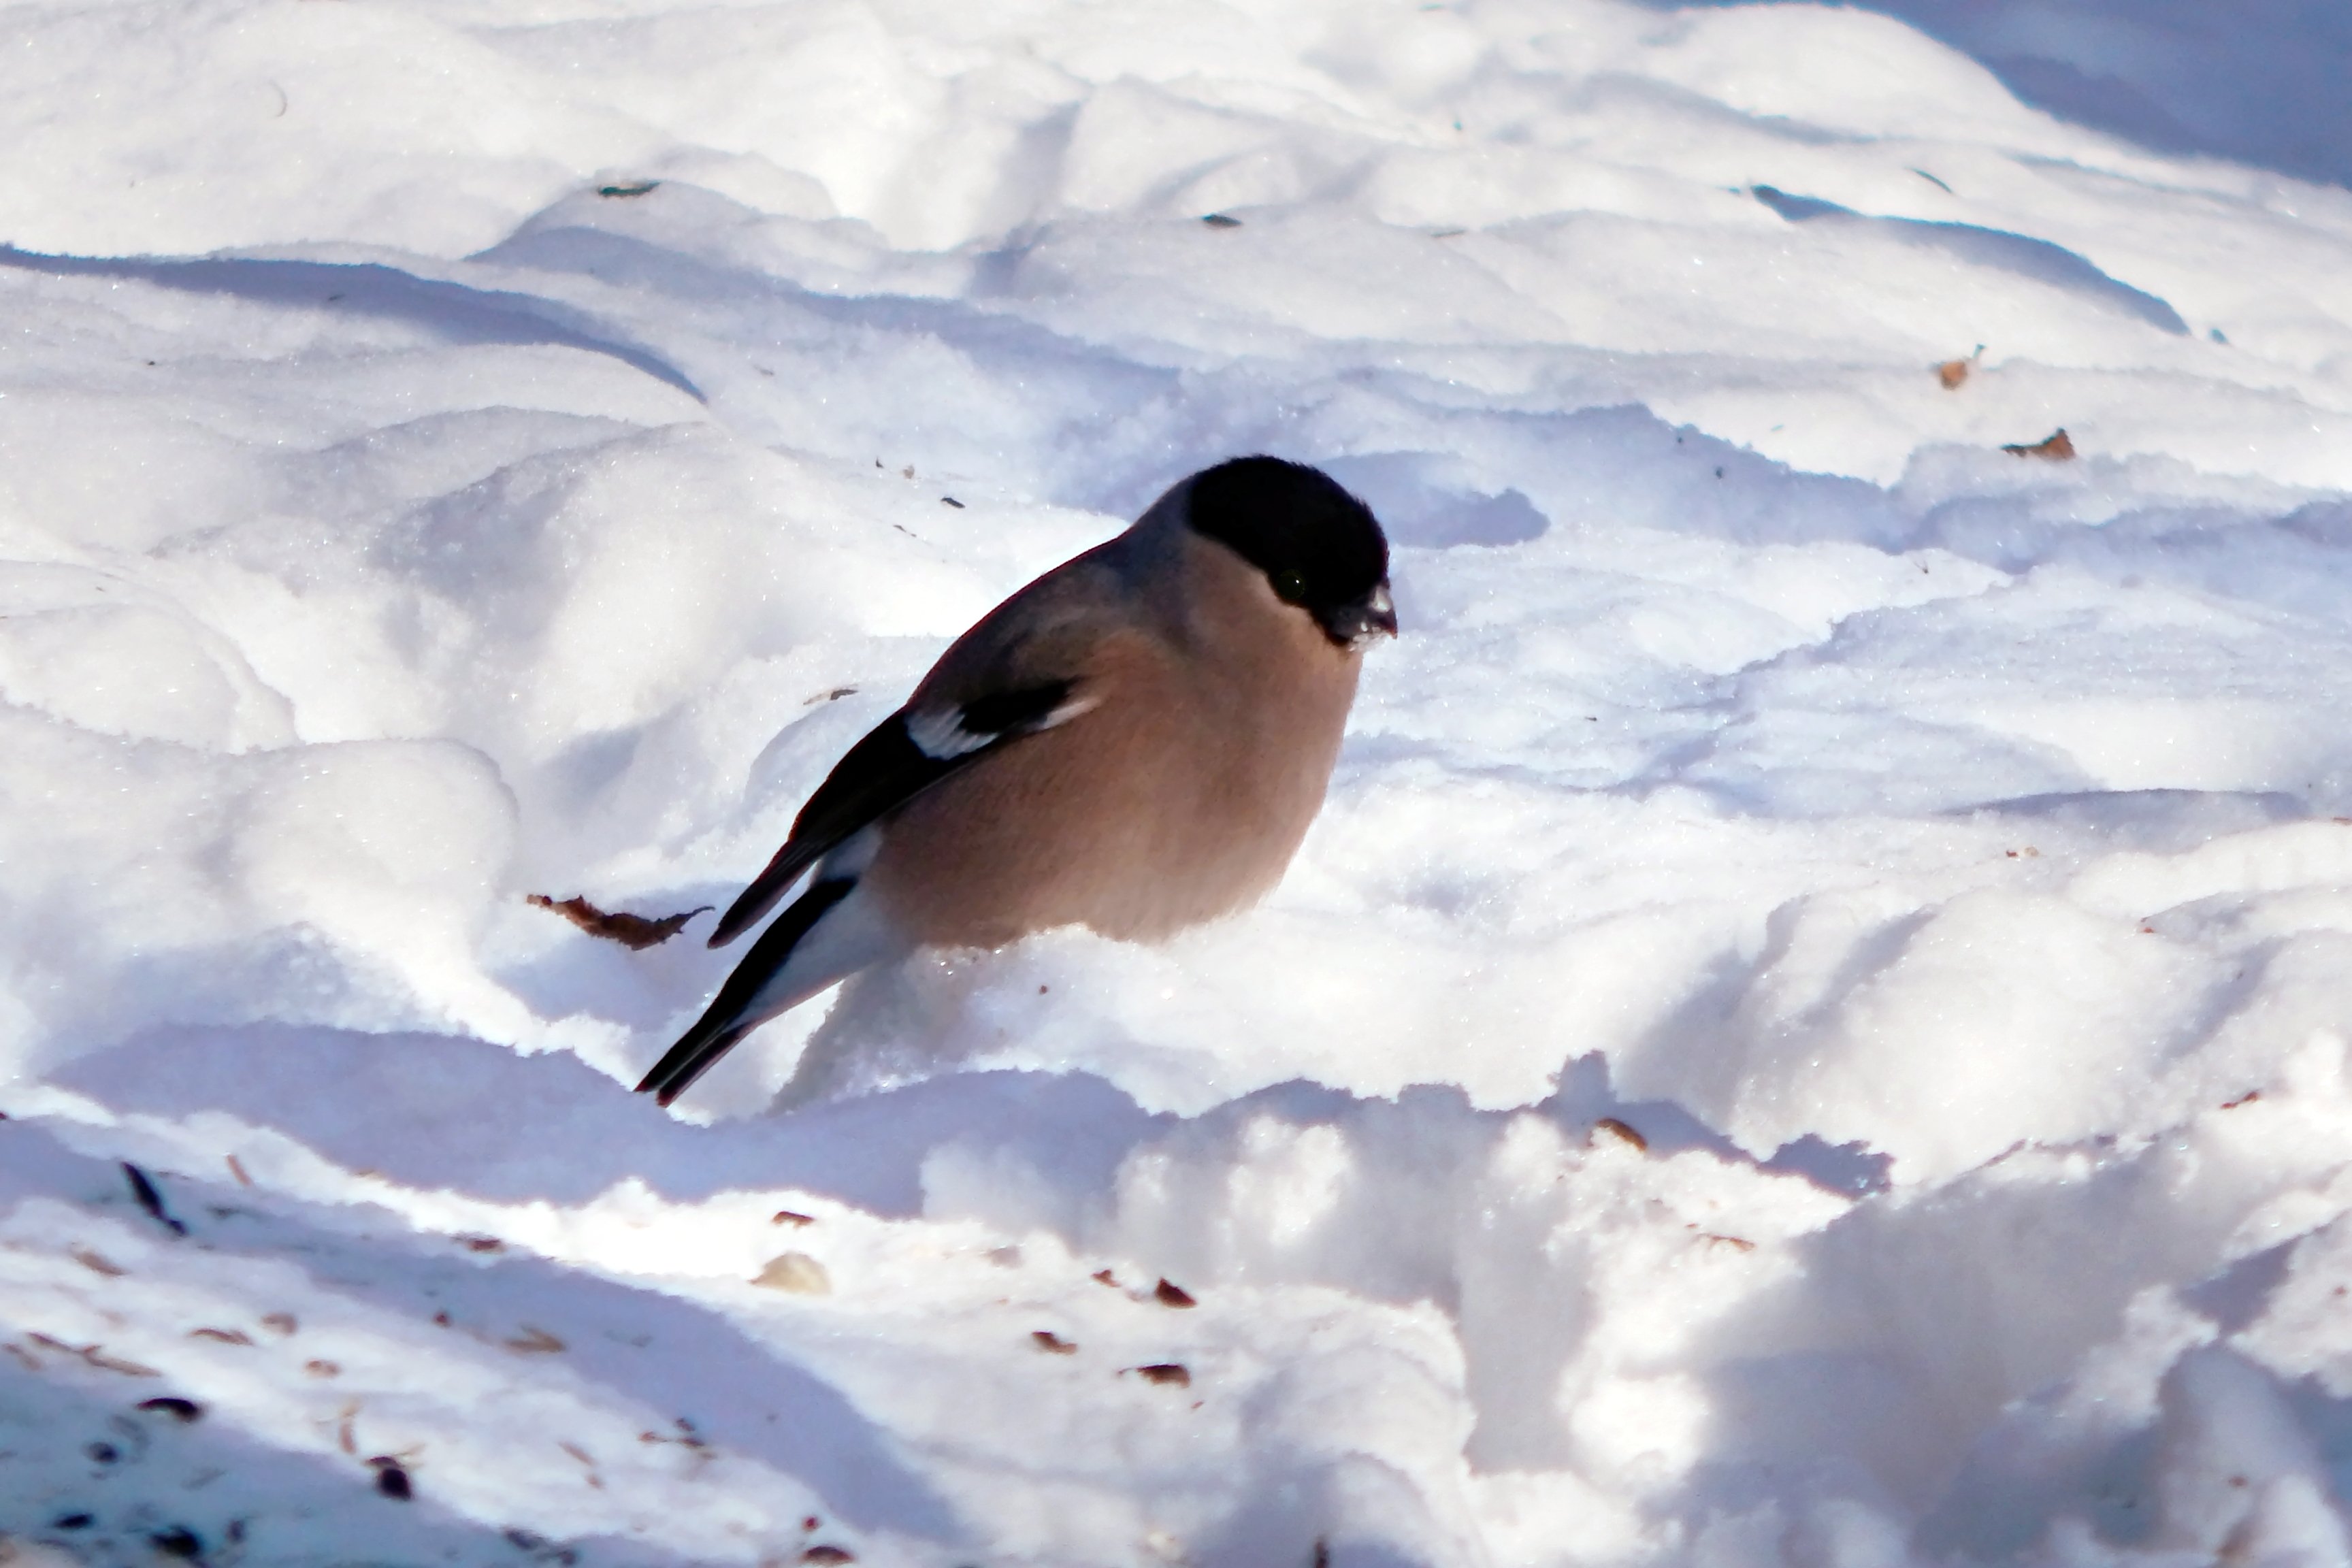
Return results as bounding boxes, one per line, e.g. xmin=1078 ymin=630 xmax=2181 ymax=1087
xmin=864 ymin=535 xmax=1363 ymax=948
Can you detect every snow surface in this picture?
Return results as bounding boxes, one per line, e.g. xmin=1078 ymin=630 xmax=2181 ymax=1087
xmin=5 ymin=0 xmax=2352 ymax=1564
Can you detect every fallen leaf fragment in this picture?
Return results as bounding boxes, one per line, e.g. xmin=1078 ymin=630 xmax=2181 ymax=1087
xmin=505 ymin=1326 xmax=566 ymax=1354
xmin=1032 ymin=1330 xmax=1079 ymax=1354
xmin=2223 ymin=1090 xmax=2262 ymax=1109
xmin=772 ymin=1209 xmax=815 ymax=1228
xmin=1154 ymin=1279 xmax=1197 ymax=1309
xmin=559 ymin=1441 xmax=606 ymax=1487
xmin=459 ymin=1235 xmax=504 ymax=1254
xmin=1092 ymin=1269 xmax=1120 ymax=1288
xmin=84 ymin=1348 xmax=161 ymax=1377
xmin=527 ymin=894 xmax=712 ymax=951
xmin=261 ymin=1313 xmax=297 ymax=1335
xmin=754 ymin=1253 xmax=832 ymax=1294
xmin=305 ymin=1359 xmax=341 ymax=1377
xmin=1937 ymin=359 xmax=1970 ymax=389
xmin=2002 ymin=428 xmax=2076 ymax=460
xmin=1593 ymin=1117 xmax=1648 ymax=1152
xmin=189 ymin=1328 xmax=252 ymax=1345
xmin=225 ymin=1155 xmax=253 ymax=1188
xmin=802 ymin=1546 xmax=856 ymax=1564
xmin=1200 ymin=213 xmax=1241 ymax=228
xmin=138 ymin=1396 xmax=202 ymax=1422
xmin=70 ymin=1248 xmax=125 ymax=1277
xmin=1699 ymin=1233 xmax=1757 ymax=1252
xmin=1132 ymin=1362 xmax=1191 ymax=1387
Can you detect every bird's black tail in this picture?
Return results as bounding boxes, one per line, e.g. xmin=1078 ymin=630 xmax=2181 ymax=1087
xmin=635 ymin=878 xmax=856 ymax=1107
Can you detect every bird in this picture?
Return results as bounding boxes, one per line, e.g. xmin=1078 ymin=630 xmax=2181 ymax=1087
xmin=634 ymin=455 xmax=1396 ymax=1107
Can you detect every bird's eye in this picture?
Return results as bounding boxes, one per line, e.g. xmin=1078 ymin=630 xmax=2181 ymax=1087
xmin=1272 ymin=568 xmax=1309 ymax=603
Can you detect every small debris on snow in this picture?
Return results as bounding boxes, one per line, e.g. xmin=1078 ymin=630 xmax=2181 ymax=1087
xmin=527 ymin=894 xmax=711 ymax=950
xmin=1032 ymin=1330 xmax=1079 ymax=1354
xmin=369 ymin=1456 xmax=413 ymax=1499
xmin=2002 ymin=428 xmax=2076 ymax=459
xmin=1130 ymin=1363 xmax=1192 ymax=1387
xmin=1592 ymin=1117 xmax=1648 ymax=1152
xmin=754 ymin=1253 xmax=832 ymax=1294
xmin=123 ymin=1163 xmax=185 ymax=1235
xmin=137 ymin=1396 xmax=202 ymax=1422
xmin=148 ymin=1527 xmax=203 ymax=1560
xmin=1154 ymin=1279 xmax=1197 ymax=1308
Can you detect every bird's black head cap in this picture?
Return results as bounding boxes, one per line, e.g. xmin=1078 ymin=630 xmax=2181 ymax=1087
xmin=1185 ymin=457 xmax=1392 ymax=642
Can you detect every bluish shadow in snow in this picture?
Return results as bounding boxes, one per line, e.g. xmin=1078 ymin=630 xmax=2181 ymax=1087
xmin=1750 ymin=185 xmax=2189 ymax=334
xmin=1639 ymin=0 xmax=2352 ymax=191
xmin=1961 ymin=788 xmax=2309 ymax=854
xmin=0 ymin=1358 xmax=698 ymax=1568
xmin=52 ymin=1026 xmax=1165 ymax=1218
xmin=1319 ymin=452 xmax=1550 ymax=548
xmin=0 ymin=1118 xmax=960 ymax=1547
xmin=0 ymin=246 xmax=705 ymax=402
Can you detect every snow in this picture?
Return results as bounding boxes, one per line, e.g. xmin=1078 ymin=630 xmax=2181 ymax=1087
xmin=5 ymin=0 xmax=2352 ymax=1563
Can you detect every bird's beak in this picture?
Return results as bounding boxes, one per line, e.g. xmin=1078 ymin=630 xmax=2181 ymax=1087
xmin=1318 ymin=581 xmax=1397 ymax=649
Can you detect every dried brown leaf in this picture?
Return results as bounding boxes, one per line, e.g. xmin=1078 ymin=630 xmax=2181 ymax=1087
xmin=189 ymin=1328 xmax=253 ymax=1345
xmin=2002 ymin=429 xmax=2076 ymax=460
xmin=527 ymin=894 xmax=712 ymax=951
xmin=1154 ymin=1279 xmax=1197 ymax=1309
xmin=505 ymin=1326 xmax=566 ymax=1354
xmin=1593 ymin=1117 xmax=1648 ymax=1152
xmin=1132 ymin=1362 xmax=1191 ymax=1387
xmin=71 ymin=1247 xmax=125 ymax=1277
xmin=1032 ymin=1330 xmax=1079 ymax=1355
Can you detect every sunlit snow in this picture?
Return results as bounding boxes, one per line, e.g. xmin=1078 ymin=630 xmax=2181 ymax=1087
xmin=5 ymin=1 xmax=2352 ymax=1565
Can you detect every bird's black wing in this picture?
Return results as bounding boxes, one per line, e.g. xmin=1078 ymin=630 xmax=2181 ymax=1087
xmin=704 ymin=679 xmax=1082 ymax=947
